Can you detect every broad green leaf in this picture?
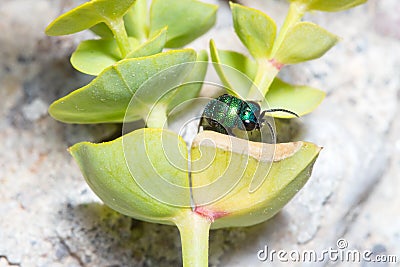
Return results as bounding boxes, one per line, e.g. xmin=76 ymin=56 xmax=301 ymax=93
xmin=126 ymin=27 xmax=167 ymax=58
xmin=190 ymin=131 xmax=321 ymax=228
xmin=124 ymin=59 xmax=197 ymax=126
xmin=90 ymin=23 xmax=114 ymax=39
xmin=290 ymin=0 xmax=367 ymax=12
xmin=72 ymin=29 xmax=167 ymax=76
xmin=71 ymin=128 xmax=321 ymax=230
xmin=49 ymin=49 xmax=197 ymax=124
xmin=150 ymin=0 xmax=217 ymax=48
xmin=274 ymin=22 xmax=339 ymax=64
xmin=266 ymin=78 xmax=326 ymax=118
xmin=70 ymin=38 xmax=139 ymax=76
xmin=46 ymin=0 xmax=136 ymax=36
xmin=230 ymin=3 xmax=277 ymax=59
xmin=210 ymin=40 xmax=257 ymax=97
xmin=69 ymin=128 xmax=190 ymax=224
xmin=168 ymin=50 xmax=209 ymax=113
xmin=308 ymin=0 xmax=367 ymax=11
xmin=124 ymin=0 xmax=148 ymax=40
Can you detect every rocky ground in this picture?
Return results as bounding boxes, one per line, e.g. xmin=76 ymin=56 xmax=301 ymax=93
xmin=0 ymin=0 xmax=399 ymax=266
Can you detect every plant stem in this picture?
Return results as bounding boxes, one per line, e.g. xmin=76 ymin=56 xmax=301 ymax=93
xmin=124 ymin=0 xmax=148 ymax=43
xmin=107 ymin=17 xmax=131 ymax=58
xmin=175 ymin=211 xmax=211 ymax=267
xmin=247 ymin=2 xmax=307 ymax=101
xmin=247 ymin=58 xmax=279 ymax=101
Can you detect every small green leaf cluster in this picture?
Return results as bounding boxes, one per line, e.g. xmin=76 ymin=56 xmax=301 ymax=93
xmin=211 ymin=0 xmax=365 ymax=116
xmin=47 ymin=0 xmax=217 ymax=125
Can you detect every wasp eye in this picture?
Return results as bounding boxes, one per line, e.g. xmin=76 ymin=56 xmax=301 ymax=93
xmin=244 ymin=120 xmax=256 ymax=131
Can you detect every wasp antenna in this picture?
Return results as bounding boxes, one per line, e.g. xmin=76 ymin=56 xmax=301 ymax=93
xmin=265 ymin=108 xmax=299 ymax=118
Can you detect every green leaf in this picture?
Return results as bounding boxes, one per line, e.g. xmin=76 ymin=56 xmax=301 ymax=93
xmin=266 ymin=78 xmax=326 ymax=118
xmin=90 ymin=23 xmax=114 ymax=39
xmin=71 ymin=127 xmax=321 ymax=228
xmin=230 ymin=3 xmax=277 ymax=59
xmin=126 ymin=27 xmax=167 ymax=58
xmin=309 ymin=0 xmax=367 ymax=11
xmin=210 ymin=40 xmax=257 ymax=98
xmin=49 ymin=49 xmax=197 ymax=124
xmin=190 ymin=131 xmax=321 ymax=228
xmin=168 ymin=50 xmax=208 ymax=113
xmin=46 ymin=0 xmax=136 ymax=36
xmin=290 ymin=0 xmax=367 ymax=12
xmin=274 ymin=22 xmax=339 ymax=65
xmin=69 ymin=128 xmax=190 ymax=224
xmin=124 ymin=0 xmax=148 ymax=40
xmin=150 ymin=0 xmax=217 ymax=48
xmin=70 ymin=38 xmax=139 ymax=76
xmin=71 ymin=28 xmax=167 ymax=76
xmin=71 ymin=39 xmax=120 ymax=76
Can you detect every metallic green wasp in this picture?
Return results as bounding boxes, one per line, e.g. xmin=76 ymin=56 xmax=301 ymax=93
xmin=198 ymin=94 xmax=298 ymax=142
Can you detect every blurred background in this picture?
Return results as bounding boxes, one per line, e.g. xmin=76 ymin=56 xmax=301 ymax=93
xmin=0 ymin=0 xmax=399 ymax=266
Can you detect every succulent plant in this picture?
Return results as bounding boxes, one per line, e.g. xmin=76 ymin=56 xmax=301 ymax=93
xmin=45 ymin=0 xmax=366 ymax=265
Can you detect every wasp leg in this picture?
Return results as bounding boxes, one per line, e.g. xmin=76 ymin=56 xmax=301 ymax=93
xmin=201 ymin=118 xmax=230 ymax=136
xmin=265 ymin=121 xmax=276 ymax=143
xmin=214 ymin=121 xmax=229 ymax=135
xmin=259 ymin=111 xmax=275 ymax=143
xmin=225 ymin=127 xmax=236 ymax=137
xmin=198 ymin=117 xmax=205 ymax=133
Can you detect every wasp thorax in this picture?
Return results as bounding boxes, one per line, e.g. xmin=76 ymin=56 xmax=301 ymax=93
xmin=198 ymin=94 xmax=264 ymax=142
